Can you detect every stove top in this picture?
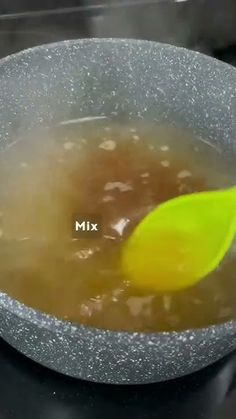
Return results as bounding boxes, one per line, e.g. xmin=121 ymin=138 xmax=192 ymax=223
xmin=0 ymin=336 xmax=235 ymax=419
xmin=0 ymin=2 xmax=236 ymax=418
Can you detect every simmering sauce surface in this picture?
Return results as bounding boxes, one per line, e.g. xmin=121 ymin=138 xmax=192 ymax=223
xmin=0 ymin=120 xmax=235 ymax=332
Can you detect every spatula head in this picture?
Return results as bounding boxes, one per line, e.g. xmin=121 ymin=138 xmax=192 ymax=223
xmin=122 ymin=187 xmax=236 ymax=292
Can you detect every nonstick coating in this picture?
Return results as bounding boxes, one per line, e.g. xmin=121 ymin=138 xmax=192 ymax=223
xmin=0 ymin=39 xmax=236 ymax=384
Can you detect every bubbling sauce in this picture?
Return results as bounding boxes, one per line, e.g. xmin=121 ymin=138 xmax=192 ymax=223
xmin=0 ymin=120 xmax=235 ymax=332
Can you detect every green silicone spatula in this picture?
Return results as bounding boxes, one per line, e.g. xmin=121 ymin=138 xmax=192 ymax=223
xmin=122 ymin=186 xmax=236 ymax=292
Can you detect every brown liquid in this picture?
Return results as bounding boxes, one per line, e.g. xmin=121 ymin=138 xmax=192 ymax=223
xmin=0 ymin=120 xmax=235 ymax=332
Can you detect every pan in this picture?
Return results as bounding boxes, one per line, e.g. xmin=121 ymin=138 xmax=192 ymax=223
xmin=0 ymin=38 xmax=235 ymax=384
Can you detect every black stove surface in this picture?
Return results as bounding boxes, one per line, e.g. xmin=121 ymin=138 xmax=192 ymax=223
xmin=0 ymin=2 xmax=236 ymax=419
xmin=0 ymin=336 xmax=235 ymax=419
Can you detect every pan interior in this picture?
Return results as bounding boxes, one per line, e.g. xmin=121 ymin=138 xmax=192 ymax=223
xmin=0 ymin=117 xmax=235 ymax=333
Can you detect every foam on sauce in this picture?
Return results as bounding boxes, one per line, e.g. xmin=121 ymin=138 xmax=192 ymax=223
xmin=0 ymin=120 xmax=235 ymax=332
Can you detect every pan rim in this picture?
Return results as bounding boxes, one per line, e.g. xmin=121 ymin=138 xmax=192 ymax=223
xmin=0 ymin=37 xmax=236 ymax=73
xmin=0 ymin=290 xmax=235 ymax=339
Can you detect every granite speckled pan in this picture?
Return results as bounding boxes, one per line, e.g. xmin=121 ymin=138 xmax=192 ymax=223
xmin=0 ymin=39 xmax=236 ymax=384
